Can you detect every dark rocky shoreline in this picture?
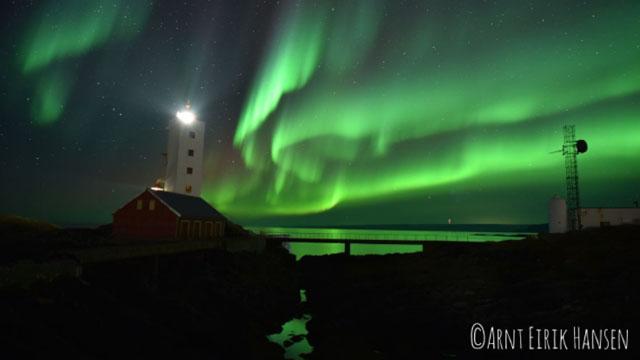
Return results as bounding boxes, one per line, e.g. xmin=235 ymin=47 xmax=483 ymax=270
xmin=2 ymin=217 xmax=638 ymax=359
xmin=0 ymin=247 xmax=299 ymax=359
xmin=299 ymin=226 xmax=639 ymax=359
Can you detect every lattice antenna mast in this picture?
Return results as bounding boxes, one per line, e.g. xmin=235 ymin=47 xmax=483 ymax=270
xmin=562 ymin=125 xmax=581 ymax=231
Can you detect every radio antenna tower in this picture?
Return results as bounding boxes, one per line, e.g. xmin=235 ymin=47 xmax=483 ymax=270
xmin=562 ymin=125 xmax=588 ymax=231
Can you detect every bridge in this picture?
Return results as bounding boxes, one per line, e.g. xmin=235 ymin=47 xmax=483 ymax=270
xmin=266 ymin=236 xmax=471 ymax=255
xmin=0 ymin=234 xmax=489 ymax=288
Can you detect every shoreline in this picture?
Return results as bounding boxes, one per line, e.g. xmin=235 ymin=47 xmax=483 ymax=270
xmin=298 ymin=225 xmax=639 ymax=358
xmin=2 ymin=216 xmax=638 ymax=358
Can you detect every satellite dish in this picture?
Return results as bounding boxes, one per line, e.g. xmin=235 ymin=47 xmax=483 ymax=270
xmin=576 ymin=139 xmax=588 ymax=154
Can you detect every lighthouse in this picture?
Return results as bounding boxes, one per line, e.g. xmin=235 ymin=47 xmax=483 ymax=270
xmin=113 ymin=103 xmax=232 ymax=241
xmin=164 ymin=103 xmax=205 ymax=196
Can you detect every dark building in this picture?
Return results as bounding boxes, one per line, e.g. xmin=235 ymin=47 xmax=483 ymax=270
xmin=113 ymin=189 xmax=226 ymax=241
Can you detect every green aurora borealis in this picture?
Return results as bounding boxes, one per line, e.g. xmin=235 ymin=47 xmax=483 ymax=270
xmin=204 ymin=0 xmax=640 ymax=223
xmin=20 ymin=1 xmax=151 ymax=124
xmin=3 ymin=0 xmax=640 ymax=226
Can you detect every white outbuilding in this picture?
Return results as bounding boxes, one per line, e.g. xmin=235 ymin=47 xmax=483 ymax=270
xmin=580 ymin=207 xmax=640 ymax=229
xmin=548 ymin=195 xmax=568 ymax=233
xmin=548 ymin=196 xmax=640 ymax=233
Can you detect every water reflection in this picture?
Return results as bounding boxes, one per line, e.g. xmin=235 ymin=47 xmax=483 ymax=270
xmin=267 ymin=290 xmax=313 ymax=359
xmin=251 ymin=227 xmax=530 ymax=259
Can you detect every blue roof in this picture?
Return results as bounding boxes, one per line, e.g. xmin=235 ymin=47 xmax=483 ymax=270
xmin=149 ymin=189 xmax=225 ymax=219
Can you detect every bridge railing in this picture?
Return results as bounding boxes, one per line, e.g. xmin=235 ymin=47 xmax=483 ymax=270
xmin=262 ymin=231 xmax=471 ymax=242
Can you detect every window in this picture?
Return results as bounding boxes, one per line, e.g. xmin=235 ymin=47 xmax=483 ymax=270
xmin=187 ymin=167 xmax=193 ymax=174
xmin=192 ymin=221 xmax=202 ymax=239
xmin=185 ymin=185 xmax=192 ymax=193
xmin=136 ymin=199 xmax=143 ymax=210
xmin=188 ymin=149 xmax=194 ymax=156
xmin=179 ymin=220 xmax=190 ymax=238
xmin=149 ymin=199 xmax=156 ymax=211
xmin=205 ymin=222 xmax=213 ymax=238
xmin=189 ymin=131 xmax=196 ymax=139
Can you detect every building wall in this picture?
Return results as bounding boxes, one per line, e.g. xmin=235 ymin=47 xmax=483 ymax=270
xmin=113 ymin=191 xmax=178 ymax=240
xmin=548 ymin=195 xmax=567 ymax=233
xmin=165 ymin=119 xmax=205 ymax=197
xmin=176 ymin=219 xmax=225 ymax=240
xmin=581 ymin=208 xmax=640 ymax=229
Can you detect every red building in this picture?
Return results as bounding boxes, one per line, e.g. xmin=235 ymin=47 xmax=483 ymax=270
xmin=113 ymin=189 xmax=226 ymax=241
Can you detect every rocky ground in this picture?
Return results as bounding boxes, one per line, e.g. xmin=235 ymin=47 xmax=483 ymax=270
xmin=299 ymin=226 xmax=639 ymax=359
xmin=3 ymin=216 xmax=638 ymax=359
xmin=0 ymin=246 xmax=299 ymax=359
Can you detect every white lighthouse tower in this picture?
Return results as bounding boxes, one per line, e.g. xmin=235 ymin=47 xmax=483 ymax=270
xmin=164 ymin=103 xmax=205 ymax=197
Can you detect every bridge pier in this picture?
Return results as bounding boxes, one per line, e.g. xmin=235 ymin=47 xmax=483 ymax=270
xmin=263 ymin=237 xmax=441 ymax=257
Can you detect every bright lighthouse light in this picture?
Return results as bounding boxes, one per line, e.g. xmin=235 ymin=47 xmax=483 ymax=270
xmin=176 ymin=110 xmax=195 ymax=125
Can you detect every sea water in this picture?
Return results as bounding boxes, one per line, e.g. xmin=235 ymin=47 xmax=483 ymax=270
xmin=249 ymin=227 xmax=531 ymax=259
xmin=267 ymin=290 xmax=313 ymax=360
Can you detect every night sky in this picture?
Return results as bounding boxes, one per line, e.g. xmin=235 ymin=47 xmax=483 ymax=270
xmin=1 ymin=0 xmax=639 ymax=227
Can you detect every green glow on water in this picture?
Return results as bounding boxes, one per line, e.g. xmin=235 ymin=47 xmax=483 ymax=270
xmin=267 ymin=290 xmax=313 ymax=360
xmin=287 ymin=242 xmax=346 ymax=259
xmin=267 ymin=315 xmax=313 ymax=360
xmin=251 ymin=227 xmax=529 ymax=259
